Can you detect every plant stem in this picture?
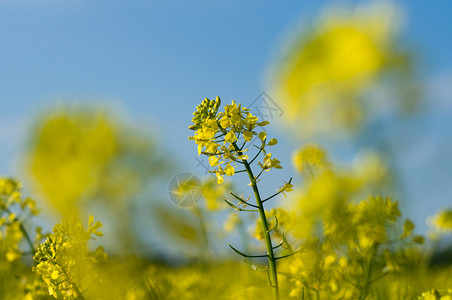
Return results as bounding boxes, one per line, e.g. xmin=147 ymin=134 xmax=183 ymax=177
xmin=55 ymin=262 xmax=85 ymax=300
xmin=359 ymin=246 xmax=376 ymax=300
xmin=193 ymin=205 xmax=209 ymax=264
xmin=5 ymin=208 xmax=35 ymax=254
xmin=233 ymin=142 xmax=280 ymax=300
xmin=19 ymin=222 xmax=35 ymax=254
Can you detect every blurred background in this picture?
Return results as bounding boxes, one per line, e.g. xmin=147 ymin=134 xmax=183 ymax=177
xmin=0 ymin=0 xmax=451 ymax=260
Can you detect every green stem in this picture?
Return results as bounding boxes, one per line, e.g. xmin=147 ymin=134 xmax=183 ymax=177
xmin=237 ymin=218 xmax=250 ymax=253
xmin=19 ymin=222 xmax=35 ymax=254
xmin=314 ymin=289 xmax=320 ymax=300
xmin=359 ymin=246 xmax=376 ymax=300
xmin=5 ymin=208 xmax=35 ymax=254
xmin=233 ymin=142 xmax=279 ymax=300
xmin=54 ymin=261 xmax=85 ymax=300
xmin=193 ymin=205 xmax=209 ymax=264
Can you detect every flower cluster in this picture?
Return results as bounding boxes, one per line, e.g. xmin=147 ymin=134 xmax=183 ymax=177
xmin=418 ymin=289 xmax=452 ymax=300
xmin=284 ymin=238 xmax=337 ymax=298
xmin=26 ymin=106 xmax=167 ymax=221
xmin=189 ymin=97 xmax=294 ymax=300
xmin=0 ymin=178 xmax=48 ymax=299
xmin=271 ymin=1 xmax=416 ymax=136
xmin=292 ymin=143 xmax=329 ymax=176
xmin=33 ymin=216 xmax=107 ymax=299
xmin=0 ymin=178 xmax=41 ymax=262
xmin=281 ymin=144 xmax=425 ymax=299
xmin=189 ymin=97 xmax=280 ymax=184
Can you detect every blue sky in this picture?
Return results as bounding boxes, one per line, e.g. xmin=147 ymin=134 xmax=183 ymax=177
xmin=1 ymin=0 xmax=451 ymax=233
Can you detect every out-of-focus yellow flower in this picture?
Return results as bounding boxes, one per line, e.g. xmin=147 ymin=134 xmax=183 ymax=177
xmin=223 ymin=213 xmax=240 ymax=233
xmin=430 ymin=209 xmax=452 ymax=232
xmin=27 ymin=108 xmax=118 ymax=215
xmin=352 ymin=151 xmax=389 ymax=186
xmin=33 ymin=216 xmax=107 ymax=299
xmin=280 ymin=238 xmax=337 ymax=298
xmin=270 ymin=1 xmax=411 ymax=135
xmin=202 ymin=177 xmax=231 ymax=211
xmin=418 ymin=289 xmax=452 ymax=300
xmin=25 ymin=105 xmax=164 ymax=217
xmin=289 ymin=144 xmax=391 ymax=240
xmin=0 ymin=178 xmax=41 ymax=263
xmin=292 ymin=143 xmax=329 ymax=176
xmin=254 ymin=208 xmax=295 ymax=241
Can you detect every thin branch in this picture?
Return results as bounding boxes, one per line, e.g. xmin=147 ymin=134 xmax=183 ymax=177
xmin=268 ymin=216 xmax=279 ymax=233
xmin=262 ymin=178 xmax=293 ymax=203
xmin=239 ymin=141 xmax=247 ymax=150
xmin=243 ymin=258 xmax=270 ymax=271
xmin=230 ymin=192 xmax=259 ymax=208
xmin=243 ymin=258 xmax=259 ymax=270
xmin=272 ymin=240 xmax=284 ymax=250
xmin=231 ymin=159 xmax=246 ymax=165
xmin=54 ymin=262 xmax=86 ymax=300
xmin=5 ymin=208 xmax=35 ymax=253
xmin=275 ymin=248 xmax=301 ymax=260
xmin=252 ymin=144 xmax=262 ymax=150
xmin=254 ymin=169 xmax=265 ymax=181
xmin=201 ymin=151 xmax=224 ymax=156
xmin=214 ymin=132 xmax=226 ymax=139
xmin=249 ymin=146 xmax=264 ymax=165
xmin=281 ymin=233 xmax=294 ymax=252
xmin=228 ymin=244 xmax=268 ymax=258
xmin=262 ymin=191 xmax=282 ymax=204
xmin=224 ymin=199 xmax=258 ymax=212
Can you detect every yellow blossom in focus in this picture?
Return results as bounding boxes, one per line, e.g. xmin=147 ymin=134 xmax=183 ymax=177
xmin=189 ymin=97 xmax=280 ymax=184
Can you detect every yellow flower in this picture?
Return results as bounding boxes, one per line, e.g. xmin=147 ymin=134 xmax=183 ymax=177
xmin=276 ymin=182 xmax=293 ymax=197
xmin=220 ymin=115 xmax=230 ymax=128
xmin=243 ymin=131 xmax=253 ymax=141
xmin=224 ymin=164 xmax=235 ymax=176
xmin=260 ymin=153 xmax=282 ymax=171
xmin=292 ymin=143 xmax=329 ymax=174
xmin=430 ymin=209 xmax=452 ymax=232
xmin=202 ymin=177 xmax=231 ymax=210
xmin=33 ymin=217 xmax=107 ymax=299
xmin=270 ymin=2 xmax=409 ymax=135
xmin=26 ymin=106 xmax=163 ymax=217
xmin=267 ymin=138 xmax=278 ymax=146
xmin=189 ymin=97 xmax=282 ymax=184
xmin=208 ymin=155 xmax=220 ymax=167
xmin=225 ymin=131 xmax=237 ymax=144
xmin=216 ymin=170 xmax=224 ymax=184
